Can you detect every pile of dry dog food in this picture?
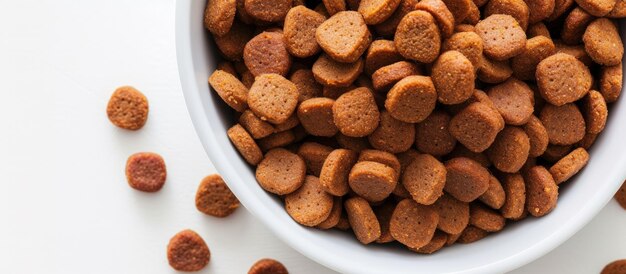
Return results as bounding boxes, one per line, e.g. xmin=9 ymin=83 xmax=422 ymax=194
xmin=206 ymin=0 xmax=626 ymax=255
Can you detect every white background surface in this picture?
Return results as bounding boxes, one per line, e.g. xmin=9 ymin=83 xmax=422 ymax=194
xmin=1 ymin=0 xmax=625 ymax=273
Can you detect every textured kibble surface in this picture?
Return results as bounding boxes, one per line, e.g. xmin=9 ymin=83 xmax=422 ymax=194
xmin=602 ymin=259 xmax=626 ymax=274
xmin=195 ymin=174 xmax=240 ymax=217
xmin=248 ymin=258 xmax=289 ymax=274
xmin=125 ymin=152 xmax=166 ymax=192
xmin=167 ymin=230 xmax=211 ymax=272
xmin=107 ymin=86 xmax=149 ymax=130
xmin=203 ymin=0 xmax=622 ymax=253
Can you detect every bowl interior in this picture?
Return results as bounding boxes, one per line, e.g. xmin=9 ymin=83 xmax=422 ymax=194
xmin=176 ymin=1 xmax=626 ymax=273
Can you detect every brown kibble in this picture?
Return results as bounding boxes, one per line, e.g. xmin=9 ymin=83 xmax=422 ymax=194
xmin=402 ymin=154 xmax=447 ymax=205
xmin=333 ymin=87 xmax=380 ymax=137
xmin=455 ymin=24 xmax=476 ymax=32
xmin=209 ymin=70 xmax=248 ymax=112
xmin=336 ymin=133 xmax=370 ymax=152
xmin=297 ymin=98 xmax=338 ymax=137
xmin=415 ymin=111 xmax=457 ymax=156
xmin=318 ymin=197 xmax=343 ymax=229
xmin=476 ymin=14 xmax=527 ymax=60
xmin=484 ymin=0 xmax=530 ymax=31
xmin=244 ymin=0 xmax=292 ymax=22
xmin=441 ymin=0 xmax=472 ymax=22
xmin=126 ymin=152 xmax=166 ymax=192
xmin=511 ymin=36 xmax=557 ymax=80
xmin=248 ymin=74 xmax=299 ymax=124
xmin=256 ymin=148 xmax=306 ymax=195
xmin=608 ymin=0 xmax=626 ymax=17
xmin=488 ymin=78 xmax=535 ymax=125
xmin=248 ymin=258 xmax=288 ymax=274
xmin=227 ymin=124 xmax=264 ymax=165
xmin=536 ymin=53 xmax=592 ymax=106
xmin=374 ymin=200 xmax=397 ymax=243
xmin=583 ymin=18 xmax=624 ymax=65
xmin=320 ymin=149 xmax=358 ymax=196
xmin=368 ymin=111 xmax=415 ymax=153
xmin=239 ymin=110 xmax=274 ymax=139
xmin=548 ymin=0 xmax=575 ymax=21
xmin=316 ymin=11 xmax=371 ymax=63
xmin=578 ymin=132 xmax=598 ymax=149
xmin=412 ymin=231 xmax=448 ymax=254
xmin=449 ymin=143 xmax=492 ymax=167
xmin=258 ymin=130 xmax=295 ymax=151
xmin=283 ymin=6 xmax=326 ymax=58
xmin=290 ymin=69 xmax=322 ymax=102
xmin=372 ymin=61 xmax=421 ymax=91
xmin=415 ymin=0 xmax=456 ymax=38
xmin=540 ymin=103 xmax=586 ymax=145
xmin=312 ymin=54 xmax=364 ymax=87
xmin=442 ymin=32 xmax=484 ymax=68
xmin=470 ymin=203 xmax=506 ymax=232
xmin=561 ymin=7 xmax=594 ymax=45
xmin=555 ymin=42 xmax=594 ymax=66
xmin=432 ymin=50 xmax=476 ymax=105
xmin=244 ymin=32 xmax=291 ymax=77
xmin=575 ymin=0 xmax=616 ymax=16
xmin=364 ymin=40 xmax=403 ymax=75
xmin=444 ymin=157 xmax=491 ymax=202
xmin=167 ymin=230 xmax=210 ymax=272
xmin=195 ymin=174 xmax=240 ymax=217
xmin=358 ymin=0 xmax=402 ymax=25
xmin=449 ymin=102 xmax=505 ymax=153
xmin=285 ymin=175 xmax=334 ymax=226
xmin=358 ymin=149 xmax=401 ymax=178
xmin=273 ymin=114 xmax=299 ymax=133
xmin=528 ymin=22 xmax=552 ymax=38
xmin=583 ymin=90 xmax=608 ymax=134
xmin=107 ymin=86 xmax=149 ymax=130
xmin=390 ymin=199 xmax=439 ymax=249
xmin=394 ymin=10 xmax=442 ymax=63
xmin=525 ymin=0 xmax=555 ymax=24
xmin=373 ymin=0 xmax=419 ymax=36
xmin=434 ymin=194 xmax=470 ymax=234
xmin=525 ymin=166 xmax=559 ymax=217
xmin=323 ymin=0 xmax=347 ymax=15
xmin=477 ymin=55 xmax=514 ymax=84
xmin=349 ymin=161 xmax=397 ymax=202
xmin=501 ymin=173 xmax=526 ymax=219
xmin=615 ymin=181 xmax=626 ymax=209
xmin=214 ymin=20 xmax=254 ymax=61
xmin=205 ymin=0 xmax=237 ymax=37
xmin=297 ymin=142 xmax=334 ymax=176
xmin=457 ymin=225 xmax=489 ymax=243
xmin=600 ymin=63 xmax=623 ymax=103
xmin=549 ymin=147 xmax=590 ymax=184
xmin=462 ymin=1 xmax=480 ymax=24
xmin=602 ymin=259 xmax=626 ymax=274
xmin=479 ymin=174 xmax=506 ymax=209
xmin=217 ymin=61 xmax=238 ymax=76
xmin=345 ymin=197 xmax=381 ymax=244
xmin=542 ymin=144 xmax=573 ymax=162
xmin=524 ymin=115 xmax=550 ymax=157
xmin=487 ymin=126 xmax=531 ymax=173
xmin=385 ymin=76 xmax=437 ymax=124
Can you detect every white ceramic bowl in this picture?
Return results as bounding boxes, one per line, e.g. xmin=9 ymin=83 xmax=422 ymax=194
xmin=175 ymin=1 xmax=626 ymax=272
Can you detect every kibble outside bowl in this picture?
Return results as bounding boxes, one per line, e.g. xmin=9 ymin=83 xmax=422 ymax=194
xmin=175 ymin=1 xmax=626 ymax=273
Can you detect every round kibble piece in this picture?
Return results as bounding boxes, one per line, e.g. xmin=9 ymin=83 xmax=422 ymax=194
xmin=126 ymin=152 xmax=166 ymax=192
xmin=257 ymin=131 xmax=295 ymax=151
xmin=283 ymin=6 xmax=326 ymax=58
xmin=526 ymin=166 xmax=559 ymax=217
xmin=602 ymin=260 xmax=626 ymax=274
xmin=320 ymin=149 xmax=358 ymax=196
xmin=584 ymin=18 xmax=624 ymax=66
xmin=441 ymin=0 xmax=472 ymax=22
xmin=323 ymin=0 xmax=347 ymax=15
xmin=209 ymin=70 xmax=248 ymax=112
xmin=511 ymin=36 xmax=557 ymax=80
xmin=432 ymin=50 xmax=475 ymax=105
xmin=525 ymin=0 xmax=555 ymax=24
xmin=244 ymin=0 xmax=292 ymax=22
xmin=244 ymin=32 xmax=291 ymax=77
xmin=349 ymin=161 xmax=397 ymax=202
xmin=256 ymin=148 xmax=306 ymax=195
xmin=374 ymin=0 xmax=419 ymax=36
xmin=575 ymin=0 xmax=616 ymax=16
xmin=449 ymin=102 xmax=505 ymax=153
xmin=248 ymin=258 xmax=288 ymax=274
xmin=285 ymin=175 xmax=334 ymax=226
xmin=433 ymin=194 xmax=470 ymax=234
xmin=484 ymin=0 xmax=530 ymax=30
xmin=561 ymin=7 xmax=594 ymax=45
xmin=415 ymin=110 xmax=457 ymax=156
xmin=442 ymin=32 xmax=484 ymax=68
xmin=316 ymin=11 xmax=372 ymax=63
xmin=390 ymin=199 xmax=439 ymax=249
xmin=583 ymin=90 xmax=608 ymax=134
xmin=337 ymin=133 xmax=370 ymax=152
xmin=368 ymin=111 xmax=415 ymax=153
xmin=488 ymin=78 xmax=535 ymax=125
xmin=227 ymin=124 xmax=264 ymax=165
xmin=528 ymin=22 xmax=552 ymax=38
xmin=385 ymin=76 xmax=437 ymax=123
xmin=394 ymin=10 xmax=442 ymax=63
xmin=195 ymin=174 xmax=240 ymax=217
xmin=297 ymin=98 xmax=338 ymax=137
xmin=239 ymin=110 xmax=274 ymax=139
xmin=413 ymin=231 xmax=448 ymax=254
xmin=549 ymin=147 xmax=589 ymax=184
xmin=470 ymin=203 xmax=506 ymax=232
xmin=615 ymin=181 xmax=626 ymax=209
xmin=204 ymin=0 xmax=236 ymax=37
xmin=540 ymin=103 xmax=586 ymax=145
xmin=372 ymin=61 xmax=421 ymax=91
xmin=333 ymin=87 xmax=380 ymax=137
xmin=297 ymin=142 xmax=334 ymax=176
xmin=167 ymin=230 xmax=211 ymax=272
xmin=555 ymin=42 xmax=594 ymax=66
xmin=364 ymin=40 xmax=403 ymax=75
xmin=374 ymin=201 xmax=397 ymax=243
xmin=248 ymin=74 xmax=299 ymax=124
xmin=487 ymin=126 xmax=531 ymax=173
xmin=358 ymin=149 xmax=401 ymax=178
xmin=358 ymin=0 xmax=402 ymax=25
xmin=479 ymin=175 xmax=506 ymax=209
xmin=444 ymin=157 xmax=491 ymax=202
xmin=536 ymin=53 xmax=592 ymax=106
xmin=312 ymin=54 xmax=364 ymax=87
xmin=345 ymin=197 xmax=381 ymax=244
xmin=457 ymin=226 xmax=489 ymax=244
xmin=477 ymin=55 xmax=514 ymax=84
xmin=501 ymin=173 xmax=526 ymax=219
xmin=524 ymin=115 xmax=550 ymax=157
xmin=462 ymin=1 xmax=480 ymax=24
xmin=608 ymin=0 xmax=626 ymax=17
xmin=317 ymin=196 xmax=343 ymax=229
xmin=542 ymin=144 xmax=573 ymax=162
xmin=415 ymin=0 xmax=456 ymax=38
xmin=402 ymin=154 xmax=447 ymax=205
xmin=107 ymin=86 xmax=149 ymax=130
xmin=290 ymin=69 xmax=322 ymax=102
xmin=476 ymin=14 xmax=527 ymax=60
xmin=600 ymin=63 xmax=623 ymax=103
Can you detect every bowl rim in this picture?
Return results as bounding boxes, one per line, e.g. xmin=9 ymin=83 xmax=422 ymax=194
xmin=175 ymin=1 xmax=626 ymax=273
